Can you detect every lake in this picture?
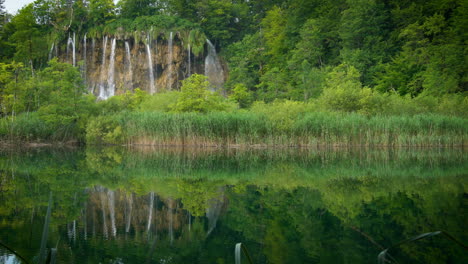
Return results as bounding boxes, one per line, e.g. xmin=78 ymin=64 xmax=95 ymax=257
xmin=0 ymin=147 xmax=466 ymax=263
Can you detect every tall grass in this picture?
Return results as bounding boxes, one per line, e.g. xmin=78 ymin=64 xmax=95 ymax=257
xmin=0 ymin=112 xmax=81 ymax=142
xmin=86 ymin=111 xmax=467 ymax=147
xmin=2 ymin=110 xmax=466 ymax=147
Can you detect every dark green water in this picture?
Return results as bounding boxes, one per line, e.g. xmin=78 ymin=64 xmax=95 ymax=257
xmin=0 ymin=147 xmax=466 ymax=264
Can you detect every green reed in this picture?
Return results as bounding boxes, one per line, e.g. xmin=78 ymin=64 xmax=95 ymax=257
xmin=105 ymin=111 xmax=467 ymax=146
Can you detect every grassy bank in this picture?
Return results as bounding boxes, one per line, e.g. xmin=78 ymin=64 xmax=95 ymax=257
xmin=83 ymin=111 xmax=467 ymax=147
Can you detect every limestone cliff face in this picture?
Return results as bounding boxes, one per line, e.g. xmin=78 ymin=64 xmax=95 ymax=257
xmin=59 ymin=33 xmax=226 ymax=98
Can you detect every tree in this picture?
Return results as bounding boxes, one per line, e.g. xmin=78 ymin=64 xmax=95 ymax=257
xmin=118 ymin=0 xmax=162 ymax=19
xmin=339 ymin=0 xmax=393 ymax=86
xmin=170 ymin=74 xmax=233 ymax=113
xmin=7 ymin=4 xmax=48 ymax=68
xmin=89 ymin=0 xmax=115 ymax=25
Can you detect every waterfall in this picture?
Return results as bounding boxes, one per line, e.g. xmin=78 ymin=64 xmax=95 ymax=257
xmin=167 ymin=32 xmax=174 ymax=90
xmin=91 ymin=38 xmax=95 ymax=61
xmin=187 ymin=44 xmax=191 ymax=77
xmin=146 ymin=35 xmax=156 ymax=94
xmin=204 ymin=39 xmax=224 ymax=91
xmin=67 ymin=33 xmax=76 ymax=66
xmin=147 ymin=192 xmax=154 ymax=232
xmin=106 ymin=38 xmax=117 ymax=99
xmin=72 ymin=32 xmax=76 ymax=67
xmin=48 ymin=42 xmax=54 ymax=61
xmin=98 ymin=36 xmax=108 ymax=100
xmin=108 ymin=190 xmax=116 ymax=237
xmin=125 ymin=41 xmax=133 ymax=89
xmin=83 ymin=33 xmax=87 ymax=83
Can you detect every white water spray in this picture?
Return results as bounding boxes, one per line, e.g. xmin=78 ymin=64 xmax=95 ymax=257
xmin=146 ymin=35 xmax=156 ymax=94
xmin=167 ymin=32 xmax=174 ymax=90
xmin=205 ymin=39 xmax=224 ymax=91
xmin=98 ymin=36 xmax=108 ymax=99
xmin=125 ymin=41 xmax=133 ymax=89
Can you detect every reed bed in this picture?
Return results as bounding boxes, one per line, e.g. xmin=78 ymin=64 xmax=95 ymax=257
xmin=2 ymin=111 xmax=466 ymax=146
xmin=108 ymin=111 xmax=467 ymax=147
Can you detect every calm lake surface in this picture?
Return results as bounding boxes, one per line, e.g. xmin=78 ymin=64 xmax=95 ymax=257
xmin=0 ymin=147 xmax=466 ymax=264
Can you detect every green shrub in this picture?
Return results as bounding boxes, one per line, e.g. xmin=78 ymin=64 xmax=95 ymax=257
xmin=86 ymin=115 xmax=125 ymax=145
xmin=139 ymin=91 xmax=180 ymax=112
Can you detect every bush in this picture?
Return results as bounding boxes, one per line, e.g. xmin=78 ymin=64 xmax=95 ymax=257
xmin=139 ymin=91 xmax=180 ymax=112
xmin=86 ymin=115 xmax=125 ymax=145
xmin=170 ymin=74 xmax=237 ymax=113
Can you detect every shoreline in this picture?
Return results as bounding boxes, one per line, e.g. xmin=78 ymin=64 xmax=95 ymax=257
xmin=1 ymin=140 xmax=466 ymax=150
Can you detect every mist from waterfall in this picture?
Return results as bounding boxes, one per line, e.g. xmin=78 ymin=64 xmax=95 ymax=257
xmin=48 ymin=42 xmax=54 ymax=61
xmin=125 ymin=41 xmax=133 ymax=89
xmin=187 ymin=44 xmax=191 ymax=77
xmin=83 ymin=34 xmax=87 ymax=84
xmin=98 ymin=36 xmax=108 ymax=100
xmin=106 ymin=38 xmax=117 ymax=99
xmin=167 ymin=32 xmax=174 ymax=90
xmin=146 ymin=35 xmax=156 ymax=94
xmin=204 ymin=39 xmax=224 ymax=91
xmin=67 ymin=32 xmax=76 ymax=67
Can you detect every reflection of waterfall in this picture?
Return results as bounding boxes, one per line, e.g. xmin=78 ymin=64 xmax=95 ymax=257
xmin=168 ymin=198 xmax=174 ymax=244
xmin=147 ymin=192 xmax=154 ymax=232
xmin=206 ymin=194 xmax=224 ymax=236
xmin=125 ymin=41 xmax=133 ymax=89
xmin=106 ymin=38 xmax=117 ymax=99
xmin=146 ymin=35 xmax=156 ymax=94
xmin=98 ymin=187 xmax=108 ymax=239
xmin=83 ymin=202 xmax=87 ymax=240
xmin=167 ymin=32 xmax=174 ymax=90
xmin=108 ymin=190 xmax=117 ymax=237
xmin=125 ymin=193 xmax=133 ymax=233
xmin=204 ymin=39 xmax=224 ymax=92
xmin=98 ymin=36 xmax=108 ymax=100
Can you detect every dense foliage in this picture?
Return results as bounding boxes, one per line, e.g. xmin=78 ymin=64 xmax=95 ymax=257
xmin=0 ymin=0 xmax=466 ymax=144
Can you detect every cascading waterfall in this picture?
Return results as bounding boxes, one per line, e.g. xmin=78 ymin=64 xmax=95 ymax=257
xmin=91 ymin=38 xmax=95 ymax=61
xmin=72 ymin=32 xmax=76 ymax=67
xmin=67 ymin=33 xmax=76 ymax=67
xmin=108 ymin=190 xmax=116 ymax=237
xmin=146 ymin=35 xmax=156 ymax=94
xmin=98 ymin=36 xmax=108 ymax=99
xmin=106 ymin=38 xmax=117 ymax=99
xmin=48 ymin=42 xmax=54 ymax=61
xmin=83 ymin=33 xmax=87 ymax=83
xmin=147 ymin=192 xmax=154 ymax=232
xmin=167 ymin=32 xmax=174 ymax=90
xmin=125 ymin=41 xmax=133 ymax=89
xmin=205 ymin=39 xmax=224 ymax=91
xmin=187 ymin=44 xmax=191 ymax=77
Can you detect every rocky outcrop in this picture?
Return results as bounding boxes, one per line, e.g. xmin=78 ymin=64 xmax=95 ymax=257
xmin=57 ymin=32 xmax=226 ymax=99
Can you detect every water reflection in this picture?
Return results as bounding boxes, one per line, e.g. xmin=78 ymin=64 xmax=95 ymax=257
xmin=0 ymin=147 xmax=466 ymax=263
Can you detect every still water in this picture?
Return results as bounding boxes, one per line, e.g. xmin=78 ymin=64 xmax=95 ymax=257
xmin=0 ymin=147 xmax=466 ymax=263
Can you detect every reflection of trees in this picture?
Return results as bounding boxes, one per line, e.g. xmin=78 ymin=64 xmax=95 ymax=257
xmin=0 ymin=147 xmax=466 ymax=263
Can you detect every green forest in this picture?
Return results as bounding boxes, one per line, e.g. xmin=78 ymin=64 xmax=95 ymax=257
xmin=0 ymin=0 xmax=467 ymax=146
